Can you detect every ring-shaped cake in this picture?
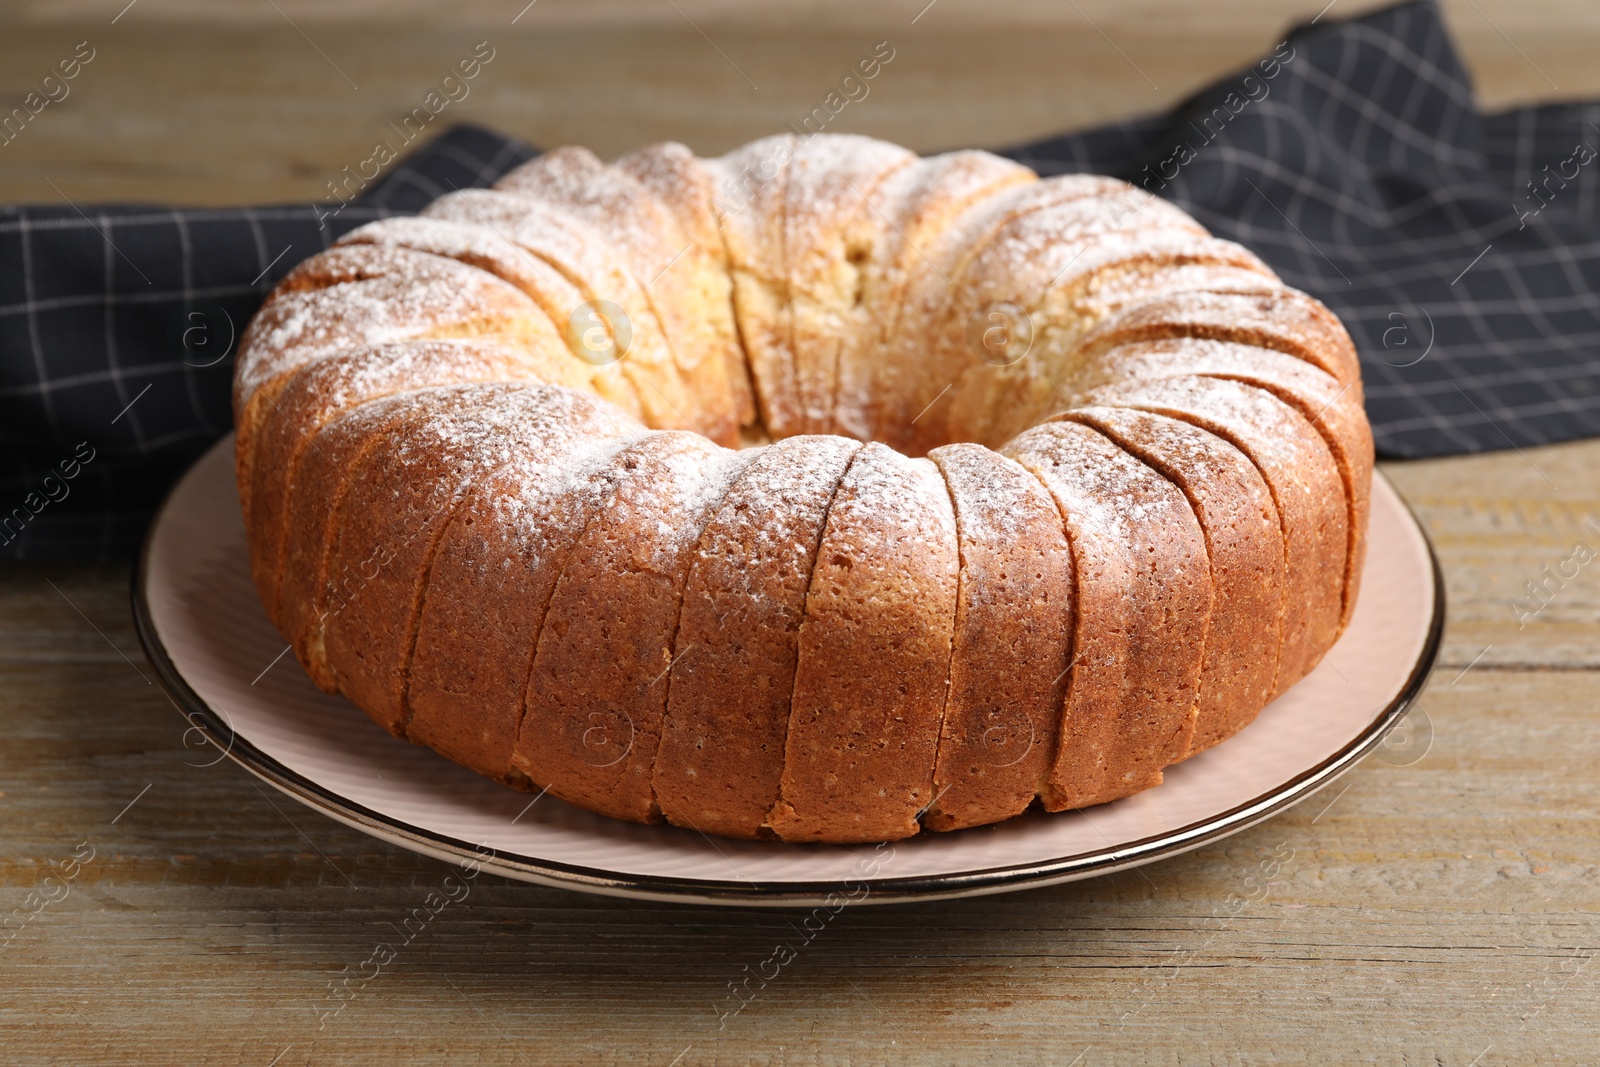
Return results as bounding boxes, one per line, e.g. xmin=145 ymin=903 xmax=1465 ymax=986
xmin=233 ymin=134 xmax=1372 ymax=843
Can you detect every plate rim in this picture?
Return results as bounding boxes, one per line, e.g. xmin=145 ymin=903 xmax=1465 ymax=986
xmin=131 ymin=440 xmax=1445 ymax=907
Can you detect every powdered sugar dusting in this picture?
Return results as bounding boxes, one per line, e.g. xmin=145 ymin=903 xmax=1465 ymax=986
xmin=1083 ymin=264 xmax=1280 ymax=317
xmin=1091 ymin=376 xmax=1308 ymax=471
xmin=235 ymin=256 xmax=532 ymax=405
xmin=340 ymin=216 xmax=586 ymax=307
xmin=497 ymin=147 xmax=686 ymax=275
xmin=226 ymin=131 xmax=1373 ymax=839
xmin=707 ymin=436 xmax=860 ymax=560
xmin=929 ymin=441 xmax=1052 ymax=546
xmin=1003 ymin=418 xmax=1203 ymax=546
xmin=831 ymin=443 xmax=957 ymax=560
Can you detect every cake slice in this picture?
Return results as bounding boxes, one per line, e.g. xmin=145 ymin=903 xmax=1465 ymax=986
xmin=331 ymin=216 xmax=647 ymax=420
xmin=1002 ymin=419 xmax=1211 ymax=808
xmin=707 ymin=135 xmax=797 ymax=439
xmin=923 ymin=442 xmax=1075 ymax=830
xmin=617 ymin=141 xmax=755 ymax=427
xmin=320 ymin=384 xmax=585 ymax=730
xmin=276 ymin=389 xmax=446 ymax=692
xmin=871 ymin=174 xmax=1126 ymax=449
xmin=897 ymin=183 xmax=1183 ymax=453
xmin=833 ymin=150 xmax=1035 ymax=442
xmin=883 ymin=175 xmax=1132 ymax=451
xmin=946 ymin=231 xmax=1275 ymax=449
xmin=406 ymin=421 xmax=646 ymax=785
xmin=781 ymin=135 xmax=915 ymax=436
xmin=1078 ymin=375 xmax=1346 ymax=691
xmin=496 ymin=147 xmax=742 ymax=444
xmin=423 ymin=189 xmax=705 ymax=439
xmin=515 ymin=432 xmax=752 ymax=823
xmin=769 ymin=443 xmax=960 ymax=842
xmin=1072 ymin=337 xmax=1373 ymax=632
xmin=232 ymin=245 xmax=580 ymax=515
xmin=232 ymin=245 xmax=546 ymax=411
xmin=243 ymin=339 xmax=575 ymax=630
xmin=652 ymin=435 xmax=863 ymax=839
xmin=1078 ymin=288 xmax=1363 ymax=398
xmin=1057 ymin=406 xmax=1285 ymax=756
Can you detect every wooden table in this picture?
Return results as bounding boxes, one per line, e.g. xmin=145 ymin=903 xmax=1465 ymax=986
xmin=4 ymin=3 xmax=1599 ymax=1063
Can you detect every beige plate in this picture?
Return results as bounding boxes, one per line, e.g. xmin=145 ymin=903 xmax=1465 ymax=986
xmin=134 ymin=435 xmax=1442 ymax=906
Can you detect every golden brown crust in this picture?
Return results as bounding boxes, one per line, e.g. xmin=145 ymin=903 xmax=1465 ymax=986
xmin=1003 ymin=420 xmax=1211 ymax=809
xmin=330 ymin=217 xmax=646 ymax=420
xmin=1078 ymin=376 xmax=1346 ymax=693
xmin=1077 ymin=263 xmax=1280 ymax=320
xmin=617 ymin=141 xmax=755 ymax=428
xmin=514 ymin=432 xmax=751 ymax=823
xmin=1078 ymin=289 xmax=1363 ymax=400
xmin=711 ymin=136 xmax=797 ymax=439
xmin=1069 ymin=338 xmax=1372 ymax=634
xmin=769 ymin=443 xmax=960 ymax=842
xmin=322 ymin=384 xmax=580 ymax=731
xmin=1059 ymin=406 xmax=1285 ymax=757
xmin=924 ymin=442 xmax=1074 ymax=831
xmin=232 ymin=245 xmax=548 ymax=413
xmin=235 ymin=134 xmax=1375 ymax=842
xmin=836 ymin=151 xmax=1035 ymax=442
xmin=422 ymin=188 xmax=707 ymax=439
xmin=899 ymin=181 xmax=1184 ymax=454
xmin=276 ymin=390 xmax=445 ymax=693
xmin=948 ymin=236 xmax=1280 ymax=451
xmin=873 ymin=175 xmax=1161 ymax=452
xmin=652 ymin=435 xmax=863 ymax=839
xmin=241 ymin=340 xmax=554 ymax=632
xmin=782 ymin=135 xmax=916 ymax=436
xmin=406 ymin=421 xmax=644 ymax=784
xmin=497 ymin=146 xmax=742 ymax=445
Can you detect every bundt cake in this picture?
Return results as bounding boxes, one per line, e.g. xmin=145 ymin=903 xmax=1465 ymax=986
xmin=233 ymin=133 xmax=1373 ymax=844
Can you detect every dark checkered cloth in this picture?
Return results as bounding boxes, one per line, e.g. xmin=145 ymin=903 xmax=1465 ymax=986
xmin=0 ymin=127 xmax=538 ymax=561
xmin=2 ymin=0 xmax=1594 ymax=561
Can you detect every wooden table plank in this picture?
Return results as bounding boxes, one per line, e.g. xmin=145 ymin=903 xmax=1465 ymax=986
xmin=3 ymin=449 xmax=1597 ymax=1065
xmin=4 ymin=1 xmax=1600 ymax=203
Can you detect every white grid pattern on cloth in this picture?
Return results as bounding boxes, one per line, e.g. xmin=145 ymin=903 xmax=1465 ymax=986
xmin=1007 ymin=0 xmax=1600 ymax=462
xmin=6 ymin=1 xmax=1600 ymax=561
xmin=0 ymin=125 xmax=538 ymax=560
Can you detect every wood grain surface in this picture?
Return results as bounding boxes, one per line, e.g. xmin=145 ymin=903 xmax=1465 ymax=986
xmin=3 ymin=2 xmax=1599 ymax=1064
